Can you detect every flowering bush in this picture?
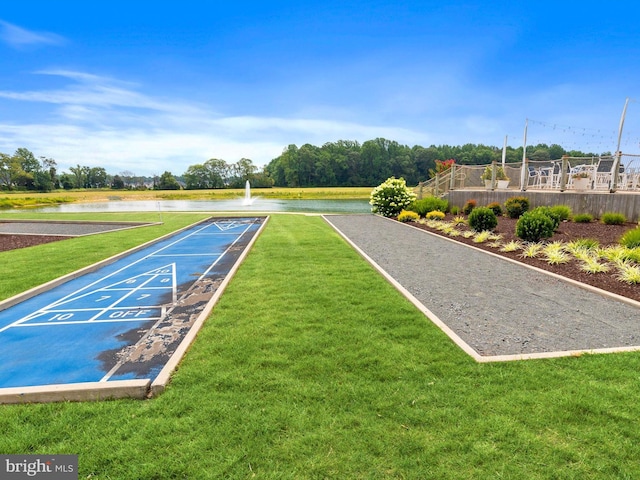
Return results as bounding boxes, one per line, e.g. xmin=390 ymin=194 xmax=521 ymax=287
xmin=369 ymin=177 xmax=416 ymax=217
xmin=429 ymin=159 xmax=456 ymax=177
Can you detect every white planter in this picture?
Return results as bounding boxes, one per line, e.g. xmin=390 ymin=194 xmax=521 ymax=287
xmin=484 ymin=179 xmax=492 ymax=189
xmin=573 ymin=177 xmax=589 ymax=190
xmin=497 ymin=180 xmax=510 ymax=189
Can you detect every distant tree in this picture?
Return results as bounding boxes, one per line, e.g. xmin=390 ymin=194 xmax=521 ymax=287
xmin=156 ymin=171 xmax=180 ymax=190
xmin=549 ymin=144 xmax=566 ymax=160
xmin=111 ymin=175 xmax=125 ymax=189
xmin=249 ymin=171 xmax=275 ymax=188
xmin=528 ymin=147 xmax=551 ymax=162
xmin=69 ymin=165 xmax=86 ymax=189
xmin=0 ymin=153 xmax=21 ymax=189
xmin=58 ymin=172 xmax=74 ymax=190
xmin=14 ymin=148 xmax=39 ymax=173
xmin=87 ymin=167 xmax=109 ymax=188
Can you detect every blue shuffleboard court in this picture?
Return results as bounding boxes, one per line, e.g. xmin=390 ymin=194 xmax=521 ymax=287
xmin=0 ymin=216 xmax=266 ymax=402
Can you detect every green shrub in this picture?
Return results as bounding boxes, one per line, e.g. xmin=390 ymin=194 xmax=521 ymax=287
xmin=601 ymin=212 xmax=626 ymax=225
xmin=531 ymin=206 xmax=561 ymax=231
xmin=450 ymin=205 xmax=460 ymax=215
xmin=504 ymin=196 xmax=530 ymax=219
xmin=515 ymin=210 xmax=556 ymax=242
xmin=425 ymin=210 xmax=446 ymax=220
xmin=550 ymin=205 xmax=572 ymax=222
xmin=468 ymin=207 xmax=498 ymax=232
xmin=409 ymin=196 xmax=448 ymax=217
xmin=487 ymin=202 xmax=503 ymax=216
xmin=397 ymin=209 xmax=420 ymax=223
xmin=620 ymin=227 xmax=640 ymax=248
xmin=573 ymin=213 xmax=593 ymax=223
xmin=462 ymin=199 xmax=477 ymax=215
xmin=369 ymin=177 xmax=417 ymax=217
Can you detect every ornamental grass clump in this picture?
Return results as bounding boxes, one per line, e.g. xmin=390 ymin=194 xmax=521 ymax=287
xmin=542 ymin=242 xmax=570 ymax=265
xmin=620 ymin=227 xmax=640 ymax=249
xmin=573 ymin=213 xmax=593 ymax=223
xmin=520 ymin=242 xmax=543 ymax=258
xmin=369 ymin=177 xmax=416 ymax=217
xmin=468 ymin=206 xmax=498 ymax=232
xmin=601 ymin=212 xmax=626 ymax=225
xmin=472 ymin=230 xmax=493 ymax=243
xmin=599 ymin=245 xmax=633 ymax=265
xmin=579 ymin=257 xmax=611 ymax=274
xmin=615 ymin=263 xmax=640 ymax=284
xmin=500 ymin=240 xmax=522 ymax=252
xmin=515 ymin=209 xmax=555 ymax=242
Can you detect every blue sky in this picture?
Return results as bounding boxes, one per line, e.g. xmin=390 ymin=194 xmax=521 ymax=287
xmin=1 ymin=1 xmax=639 ymax=176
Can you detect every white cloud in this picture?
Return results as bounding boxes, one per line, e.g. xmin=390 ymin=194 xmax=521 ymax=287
xmin=0 ymin=20 xmax=65 ymax=48
xmin=0 ymin=69 xmax=429 ymax=175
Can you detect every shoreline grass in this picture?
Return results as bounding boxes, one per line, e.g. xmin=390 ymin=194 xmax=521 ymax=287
xmin=1 ymin=214 xmax=640 ymax=478
xmin=0 ymin=186 xmax=373 ymax=208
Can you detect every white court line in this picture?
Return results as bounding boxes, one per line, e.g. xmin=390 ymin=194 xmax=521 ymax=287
xmin=14 ymin=317 xmax=163 ymax=327
xmin=152 ymin=254 xmax=220 ymax=257
xmin=0 ymin=220 xmax=228 ymax=333
xmin=0 ymin=222 xmax=215 ymax=334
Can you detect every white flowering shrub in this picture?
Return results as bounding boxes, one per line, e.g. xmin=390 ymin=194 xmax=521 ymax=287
xmin=369 ymin=177 xmax=416 ymax=217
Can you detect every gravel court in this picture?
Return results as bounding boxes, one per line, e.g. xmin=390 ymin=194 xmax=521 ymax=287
xmin=324 ymin=214 xmax=640 ymax=362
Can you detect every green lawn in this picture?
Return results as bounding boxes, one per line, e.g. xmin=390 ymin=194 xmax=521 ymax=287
xmin=1 ymin=213 xmax=640 ymax=478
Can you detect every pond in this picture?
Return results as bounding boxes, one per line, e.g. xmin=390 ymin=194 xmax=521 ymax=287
xmin=14 ymin=198 xmax=372 ymax=214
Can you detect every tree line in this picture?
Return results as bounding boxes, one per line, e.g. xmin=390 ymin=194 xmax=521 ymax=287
xmin=264 ymin=139 xmax=604 ymax=187
xmin=0 ymin=148 xmax=272 ymax=192
xmin=1 ymin=140 xmax=602 ymax=192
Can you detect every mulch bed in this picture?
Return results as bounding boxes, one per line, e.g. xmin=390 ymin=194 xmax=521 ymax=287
xmin=0 ymin=234 xmax=68 ymax=253
xmin=404 ymin=215 xmax=640 ymax=303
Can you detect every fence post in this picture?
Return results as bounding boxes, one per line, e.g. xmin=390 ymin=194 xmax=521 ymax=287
xmin=611 ymin=151 xmax=622 ymax=193
xmin=559 ymin=155 xmax=569 ymax=192
xmin=521 ymin=158 xmax=529 ymax=191
xmin=491 ymin=161 xmax=497 ymax=191
xmin=449 ymin=165 xmax=456 ymax=191
xmin=434 ymin=173 xmax=440 ymax=196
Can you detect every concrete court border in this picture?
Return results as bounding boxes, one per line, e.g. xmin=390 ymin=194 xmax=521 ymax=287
xmin=0 ymin=219 xmax=161 ymax=236
xmin=323 ymin=214 xmax=640 ymax=363
xmin=0 ymin=215 xmax=269 ymax=404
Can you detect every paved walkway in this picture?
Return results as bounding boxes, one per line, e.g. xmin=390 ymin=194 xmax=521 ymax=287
xmin=325 ymin=214 xmax=640 ymax=362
